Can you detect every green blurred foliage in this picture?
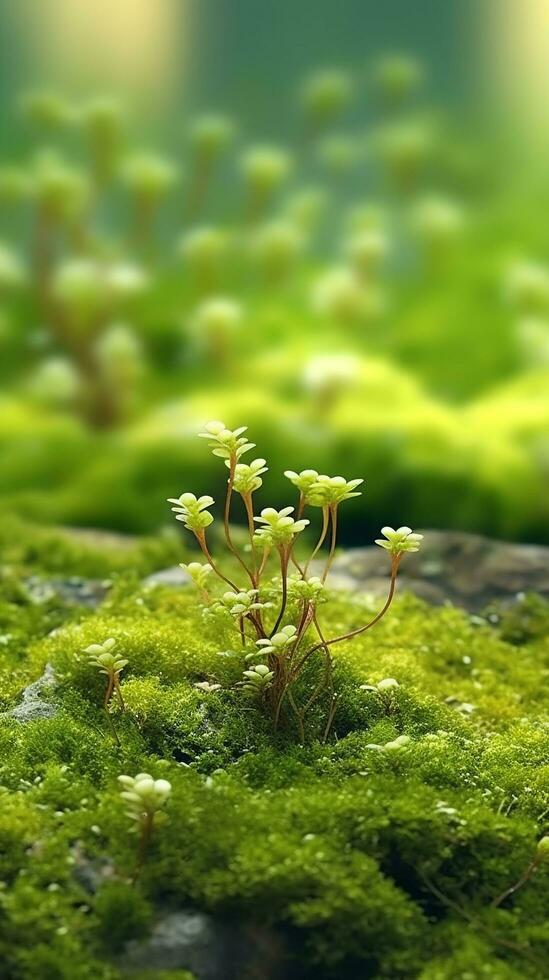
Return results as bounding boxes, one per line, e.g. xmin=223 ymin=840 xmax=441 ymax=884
xmin=0 ymin=56 xmax=548 ymax=542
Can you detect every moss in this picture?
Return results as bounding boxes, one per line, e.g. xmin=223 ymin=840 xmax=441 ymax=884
xmin=0 ymin=540 xmax=548 ymax=979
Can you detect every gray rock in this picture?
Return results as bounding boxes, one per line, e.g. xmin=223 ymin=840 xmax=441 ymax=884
xmin=315 ymin=530 xmax=549 ymax=611
xmin=122 ymin=912 xmax=221 ymax=978
xmin=121 ymin=911 xmax=290 ymax=979
xmin=24 ymin=575 xmax=111 ymax=609
xmin=4 ymin=663 xmax=58 ymax=723
xmin=143 ymin=565 xmax=191 ymax=588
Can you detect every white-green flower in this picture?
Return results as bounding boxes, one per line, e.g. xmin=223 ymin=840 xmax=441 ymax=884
xmin=309 ymin=475 xmax=364 ymax=507
xmin=256 ymin=624 xmax=297 ymax=658
xmin=198 ymin=420 xmax=255 ymax=461
xmin=181 ymin=562 xmax=213 ymax=591
xmin=284 ymin=469 xmax=319 ymax=502
xmin=375 ymin=526 xmax=423 ymax=556
xmin=228 ymin=458 xmax=268 ymax=495
xmin=84 ymin=638 xmax=128 ymax=677
xmin=167 ymin=493 xmax=214 ymax=533
xmin=118 ymin=773 xmax=172 ymax=824
xmin=213 ymin=589 xmax=273 ymax=618
xmin=253 ymin=507 xmax=309 ymax=549
xmin=287 ymin=575 xmax=325 ymax=604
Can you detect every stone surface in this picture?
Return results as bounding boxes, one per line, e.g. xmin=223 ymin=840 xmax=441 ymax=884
xmin=6 ymin=662 xmax=58 ymax=722
xmin=24 ymin=575 xmax=111 ymax=609
xmin=314 ymin=530 xmax=549 ymax=611
xmin=121 ymin=911 xmax=291 ymax=979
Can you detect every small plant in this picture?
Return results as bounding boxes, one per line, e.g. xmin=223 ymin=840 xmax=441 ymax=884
xmin=168 ymin=421 xmax=422 ymax=741
xmin=118 ymin=773 xmax=172 ymax=878
xmin=84 ymin=637 xmax=127 ymax=744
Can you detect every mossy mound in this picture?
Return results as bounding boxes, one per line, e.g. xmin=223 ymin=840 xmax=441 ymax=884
xmin=0 ymin=527 xmax=548 ymax=979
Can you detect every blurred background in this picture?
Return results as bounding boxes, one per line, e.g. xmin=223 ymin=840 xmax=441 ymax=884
xmin=0 ymin=0 xmax=548 ymax=544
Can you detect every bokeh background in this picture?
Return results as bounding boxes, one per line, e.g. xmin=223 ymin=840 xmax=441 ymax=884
xmin=0 ymin=0 xmax=548 ymax=543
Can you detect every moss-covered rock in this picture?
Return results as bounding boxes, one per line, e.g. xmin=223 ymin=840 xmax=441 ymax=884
xmin=0 ymin=533 xmax=548 ymax=979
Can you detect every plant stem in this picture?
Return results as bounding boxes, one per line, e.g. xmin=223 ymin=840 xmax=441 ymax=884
xmin=298 ymin=558 xmax=400 ymax=666
xmin=304 ymin=506 xmax=330 ymax=575
xmin=491 ymin=857 xmax=541 ymax=909
xmin=270 ymin=547 xmax=289 ymax=637
xmin=224 ymin=458 xmax=255 ymax=585
xmin=195 ymin=531 xmax=240 ymax=591
xmin=321 ymin=504 xmax=338 ymax=583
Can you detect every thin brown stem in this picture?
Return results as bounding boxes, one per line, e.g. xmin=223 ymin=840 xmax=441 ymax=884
xmin=195 ymin=531 xmax=240 ymax=591
xmin=491 ymin=858 xmax=540 ymax=909
xmin=304 ymin=506 xmax=330 ymax=575
xmin=224 ymin=459 xmax=255 ymax=585
xmin=243 ymin=492 xmax=259 ymax=585
xmin=321 ymin=504 xmax=338 ymax=583
xmin=297 ymin=558 xmax=400 ymax=668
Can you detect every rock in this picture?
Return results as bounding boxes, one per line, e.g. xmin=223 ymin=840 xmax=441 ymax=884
xmin=5 ymin=662 xmax=58 ymax=723
xmin=316 ymin=530 xmax=549 ymax=611
xmin=121 ymin=912 xmax=223 ymax=978
xmin=24 ymin=575 xmax=111 ymax=609
xmin=143 ymin=566 xmax=191 ymax=588
xmin=121 ymin=911 xmax=290 ymax=979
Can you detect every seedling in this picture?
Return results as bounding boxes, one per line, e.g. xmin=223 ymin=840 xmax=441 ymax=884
xmin=118 ymin=773 xmax=171 ymax=878
xmin=84 ymin=637 xmax=127 ymax=745
xmin=168 ymin=421 xmax=422 ymax=741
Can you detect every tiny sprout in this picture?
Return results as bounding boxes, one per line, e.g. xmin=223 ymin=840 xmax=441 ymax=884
xmin=253 ymin=507 xmax=309 ymax=549
xmin=85 ymin=638 xmax=127 ymax=742
xmin=256 ymin=624 xmax=297 ymax=658
xmin=168 ymin=493 xmax=215 ymax=533
xmin=242 ymin=664 xmax=274 ymax=697
xmin=194 ymin=681 xmax=222 ymax=693
xmin=213 ymin=589 xmax=272 ymax=618
xmin=300 ymin=70 xmax=352 ymax=125
xmin=229 ymin=458 xmax=268 ymax=495
xmin=375 ymin=526 xmax=423 ymax=557
xmin=118 ymin=773 xmax=171 ymax=875
xmin=198 ymin=420 xmax=254 ymax=461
